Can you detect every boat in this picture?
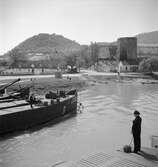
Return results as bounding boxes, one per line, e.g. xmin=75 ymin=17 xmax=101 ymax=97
xmin=0 ymin=89 xmax=77 ymax=135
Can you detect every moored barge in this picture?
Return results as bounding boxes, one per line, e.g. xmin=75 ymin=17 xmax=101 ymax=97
xmin=0 ymin=91 xmax=77 ymax=135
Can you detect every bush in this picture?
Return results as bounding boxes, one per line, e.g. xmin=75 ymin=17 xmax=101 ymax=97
xmin=139 ymin=57 xmax=158 ymax=72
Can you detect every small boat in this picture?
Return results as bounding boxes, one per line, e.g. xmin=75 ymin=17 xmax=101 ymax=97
xmin=0 ymin=89 xmax=77 ymax=135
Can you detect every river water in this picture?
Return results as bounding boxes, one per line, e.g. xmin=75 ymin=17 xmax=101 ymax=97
xmin=0 ymin=80 xmax=158 ymax=167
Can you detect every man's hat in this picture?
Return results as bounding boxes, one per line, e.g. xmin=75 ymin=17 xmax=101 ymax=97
xmin=134 ymin=110 xmax=140 ymax=115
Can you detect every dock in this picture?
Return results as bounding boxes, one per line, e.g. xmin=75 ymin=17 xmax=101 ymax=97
xmin=55 ymin=147 xmax=158 ymax=167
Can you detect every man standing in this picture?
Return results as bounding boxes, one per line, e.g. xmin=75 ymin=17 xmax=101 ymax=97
xmin=132 ymin=110 xmax=142 ymax=153
xmin=29 ymin=93 xmax=36 ymax=109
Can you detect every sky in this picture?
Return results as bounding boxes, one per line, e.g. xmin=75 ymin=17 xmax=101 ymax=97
xmin=0 ymin=0 xmax=158 ymax=54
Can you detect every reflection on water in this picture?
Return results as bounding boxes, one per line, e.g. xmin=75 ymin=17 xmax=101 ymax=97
xmin=0 ymin=82 xmax=158 ymax=167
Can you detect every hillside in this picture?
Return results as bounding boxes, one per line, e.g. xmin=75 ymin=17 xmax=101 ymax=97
xmin=9 ymin=33 xmax=82 ymax=58
xmin=136 ymin=31 xmax=158 ymax=44
xmin=17 ymin=33 xmax=81 ymax=53
xmin=0 ymin=33 xmax=85 ymax=68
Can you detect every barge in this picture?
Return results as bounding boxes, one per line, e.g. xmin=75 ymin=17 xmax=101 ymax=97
xmin=0 ymin=91 xmax=77 ymax=135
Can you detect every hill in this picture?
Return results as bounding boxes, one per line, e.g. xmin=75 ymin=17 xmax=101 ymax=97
xmin=1 ymin=33 xmax=83 ymax=67
xmin=13 ymin=33 xmax=82 ymax=55
xmin=1 ymin=33 xmax=88 ymax=68
xmin=136 ymin=31 xmax=158 ymax=44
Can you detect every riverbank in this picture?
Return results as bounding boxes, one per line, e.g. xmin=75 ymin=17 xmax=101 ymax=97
xmin=2 ymin=71 xmax=158 ymax=96
xmin=82 ymin=71 xmax=158 ymax=86
xmin=7 ymin=76 xmax=88 ymax=95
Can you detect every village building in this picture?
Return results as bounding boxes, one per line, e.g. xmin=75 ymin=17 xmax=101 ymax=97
xmin=94 ymin=37 xmax=139 ymax=72
xmin=96 ymin=42 xmax=118 ymax=72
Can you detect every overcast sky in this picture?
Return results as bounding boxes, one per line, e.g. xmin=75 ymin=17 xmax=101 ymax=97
xmin=0 ymin=0 xmax=158 ymax=54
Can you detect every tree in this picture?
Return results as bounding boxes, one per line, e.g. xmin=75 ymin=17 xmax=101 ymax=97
xmin=139 ymin=57 xmax=158 ymax=72
xmin=0 ymin=60 xmax=8 ymax=66
xmin=65 ymin=52 xmax=77 ymax=68
xmin=8 ymin=48 xmax=26 ymax=68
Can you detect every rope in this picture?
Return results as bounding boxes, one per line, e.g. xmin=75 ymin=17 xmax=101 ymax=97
xmin=129 ymin=136 xmax=133 ymax=146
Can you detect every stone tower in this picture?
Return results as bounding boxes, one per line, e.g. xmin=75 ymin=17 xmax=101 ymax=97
xmin=117 ymin=37 xmax=137 ymax=61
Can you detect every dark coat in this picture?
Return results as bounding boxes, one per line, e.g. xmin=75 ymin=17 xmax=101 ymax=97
xmin=132 ymin=116 xmax=142 ymax=136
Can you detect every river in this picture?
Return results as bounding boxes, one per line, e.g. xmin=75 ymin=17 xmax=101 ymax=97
xmin=0 ymin=80 xmax=158 ymax=167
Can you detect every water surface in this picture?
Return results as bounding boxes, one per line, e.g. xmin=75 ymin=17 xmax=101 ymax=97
xmin=0 ymin=81 xmax=158 ymax=167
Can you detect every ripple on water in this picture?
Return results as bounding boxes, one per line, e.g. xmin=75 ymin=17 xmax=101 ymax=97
xmin=0 ymin=82 xmax=158 ymax=167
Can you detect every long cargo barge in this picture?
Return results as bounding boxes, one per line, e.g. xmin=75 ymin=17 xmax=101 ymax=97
xmin=0 ymin=93 xmax=77 ymax=135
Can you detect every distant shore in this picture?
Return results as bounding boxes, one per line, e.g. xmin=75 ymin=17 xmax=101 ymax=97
xmin=7 ymin=76 xmax=88 ymax=96
xmin=2 ymin=70 xmax=158 ymax=96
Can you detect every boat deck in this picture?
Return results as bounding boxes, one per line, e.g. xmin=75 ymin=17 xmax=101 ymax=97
xmin=58 ymin=147 xmax=158 ymax=167
xmin=0 ymin=96 xmax=74 ymax=116
xmin=0 ymin=100 xmax=31 ymax=115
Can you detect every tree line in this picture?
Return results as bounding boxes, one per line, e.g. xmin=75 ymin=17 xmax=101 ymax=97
xmin=0 ymin=44 xmax=98 ymax=69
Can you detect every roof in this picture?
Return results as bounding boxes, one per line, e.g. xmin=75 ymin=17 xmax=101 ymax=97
xmin=118 ymin=37 xmax=137 ymax=40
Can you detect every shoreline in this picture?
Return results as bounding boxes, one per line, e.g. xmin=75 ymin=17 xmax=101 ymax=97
xmin=1 ymin=70 xmax=158 ymax=96
xmin=7 ymin=76 xmax=89 ymax=96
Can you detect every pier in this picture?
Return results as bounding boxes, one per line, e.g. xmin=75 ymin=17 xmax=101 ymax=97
xmin=58 ymin=147 xmax=158 ymax=167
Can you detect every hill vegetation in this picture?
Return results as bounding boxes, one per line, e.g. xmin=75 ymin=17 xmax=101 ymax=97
xmin=2 ymin=33 xmax=93 ymax=68
xmin=14 ymin=33 xmax=82 ymax=54
xmin=139 ymin=57 xmax=158 ymax=72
